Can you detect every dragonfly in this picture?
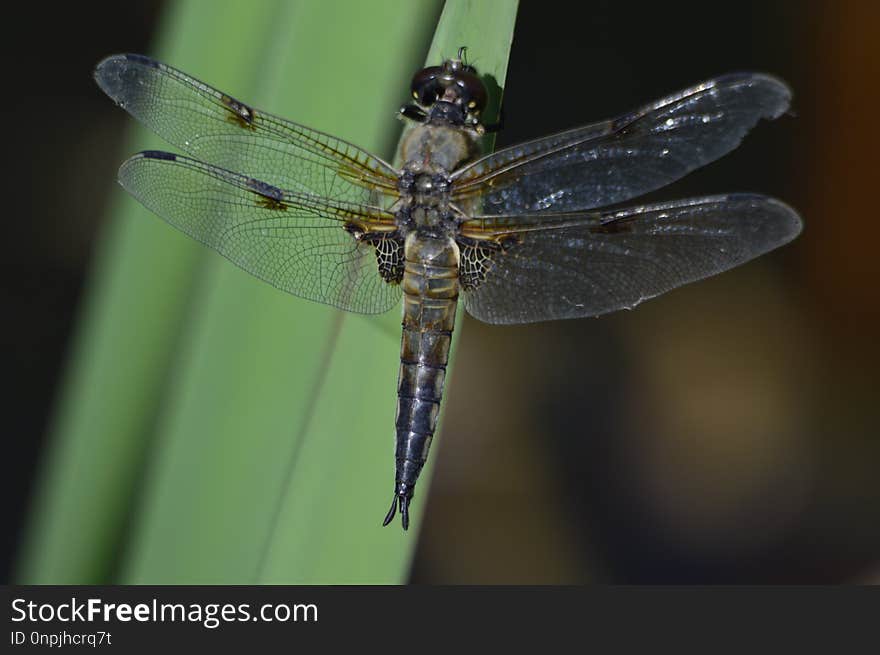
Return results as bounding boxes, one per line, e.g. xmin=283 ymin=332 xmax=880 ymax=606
xmin=94 ymin=49 xmax=802 ymax=531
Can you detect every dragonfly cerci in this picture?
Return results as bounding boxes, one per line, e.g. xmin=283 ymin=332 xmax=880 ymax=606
xmin=94 ymin=48 xmax=802 ymax=530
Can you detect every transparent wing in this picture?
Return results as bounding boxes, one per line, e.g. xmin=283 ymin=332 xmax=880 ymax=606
xmin=119 ymin=151 xmax=401 ymax=314
xmin=452 ymin=73 xmax=791 ymax=214
xmin=94 ymin=54 xmax=399 ymax=205
xmin=459 ymin=194 xmax=802 ymax=324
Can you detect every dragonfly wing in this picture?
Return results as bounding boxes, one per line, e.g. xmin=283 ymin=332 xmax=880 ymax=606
xmin=119 ymin=151 xmax=402 ymax=314
xmin=95 ymin=54 xmax=399 ymax=206
xmin=460 ymin=194 xmax=802 ymax=324
xmin=452 ymin=73 xmax=791 ymax=214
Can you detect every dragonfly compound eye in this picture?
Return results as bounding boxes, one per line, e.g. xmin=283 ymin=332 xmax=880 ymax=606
xmin=411 ymin=65 xmax=444 ymax=107
xmin=454 ymin=71 xmax=488 ymax=114
xmin=411 ymin=65 xmax=487 ymax=116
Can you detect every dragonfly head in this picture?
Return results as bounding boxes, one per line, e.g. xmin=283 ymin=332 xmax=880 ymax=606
xmin=405 ymin=47 xmax=488 ymax=130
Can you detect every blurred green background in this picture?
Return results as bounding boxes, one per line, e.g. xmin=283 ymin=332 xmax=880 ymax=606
xmin=5 ymin=0 xmax=879 ymax=584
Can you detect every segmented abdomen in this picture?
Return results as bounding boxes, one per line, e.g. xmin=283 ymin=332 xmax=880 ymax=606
xmin=393 ymin=233 xmax=460 ymax=508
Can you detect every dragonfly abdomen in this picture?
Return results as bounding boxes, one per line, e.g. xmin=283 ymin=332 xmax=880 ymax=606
xmin=384 ymin=233 xmax=460 ymax=530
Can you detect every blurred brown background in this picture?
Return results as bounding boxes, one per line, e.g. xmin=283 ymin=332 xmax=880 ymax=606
xmin=4 ymin=0 xmax=879 ymax=583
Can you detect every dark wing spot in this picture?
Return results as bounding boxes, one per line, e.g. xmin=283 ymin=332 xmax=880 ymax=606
xmin=221 ymin=93 xmax=256 ymax=129
xmin=247 ymin=177 xmax=287 ymax=211
xmin=498 ymin=233 xmax=522 ymax=250
xmin=343 ymin=222 xmax=366 ymax=239
xmin=457 ymin=234 xmax=522 ymax=291
xmin=589 ymin=217 xmax=636 ymax=234
xmin=247 ymin=177 xmax=283 ymax=200
xmin=374 ymin=235 xmax=404 ymax=284
xmin=459 ymin=240 xmax=501 ymax=291
xmin=359 ymin=232 xmax=404 ymax=284
xmin=140 ymin=150 xmax=177 ymax=161
xmin=124 ymin=53 xmax=159 ymax=68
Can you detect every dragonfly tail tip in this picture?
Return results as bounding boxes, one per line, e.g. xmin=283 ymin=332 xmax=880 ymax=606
xmin=400 ymin=497 xmax=410 ymax=531
xmin=381 ymin=493 xmax=412 ymax=531
xmin=382 ymin=494 xmax=398 ymax=527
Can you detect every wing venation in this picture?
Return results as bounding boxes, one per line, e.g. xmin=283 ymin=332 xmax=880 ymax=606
xmin=95 ymin=54 xmax=400 ymax=207
xmin=460 ymin=194 xmax=802 ymax=324
xmin=119 ymin=151 xmax=401 ymax=314
xmin=452 ymin=73 xmax=791 ymax=215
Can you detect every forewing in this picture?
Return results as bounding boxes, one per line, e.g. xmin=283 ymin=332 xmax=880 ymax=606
xmin=460 ymin=194 xmax=802 ymax=324
xmin=119 ymin=151 xmax=401 ymax=314
xmin=452 ymin=74 xmax=791 ymax=214
xmin=94 ymin=54 xmax=399 ymax=205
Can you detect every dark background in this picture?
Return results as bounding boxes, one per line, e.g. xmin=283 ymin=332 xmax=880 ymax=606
xmin=4 ymin=0 xmax=879 ymax=583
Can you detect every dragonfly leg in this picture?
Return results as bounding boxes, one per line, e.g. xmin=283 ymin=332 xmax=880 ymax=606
xmin=399 ymin=104 xmax=428 ymax=124
xmin=482 ymin=106 xmax=505 ymax=133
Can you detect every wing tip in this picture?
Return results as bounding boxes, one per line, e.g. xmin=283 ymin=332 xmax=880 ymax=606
xmin=724 ymin=192 xmax=804 ymax=246
xmin=94 ymin=53 xmax=159 ymax=106
xmin=93 ymin=54 xmax=124 ymax=99
xmin=751 ymin=72 xmax=793 ymax=120
xmin=712 ymin=71 xmax=794 ymax=119
xmin=116 ymin=150 xmax=180 ymax=195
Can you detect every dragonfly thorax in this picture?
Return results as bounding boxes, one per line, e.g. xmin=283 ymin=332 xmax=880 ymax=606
xmin=399 ymin=123 xmax=481 ymax=173
xmin=397 ymin=162 xmax=456 ymax=235
xmin=398 ymin=169 xmax=450 ymax=196
xmin=409 ymin=206 xmax=452 ymax=231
